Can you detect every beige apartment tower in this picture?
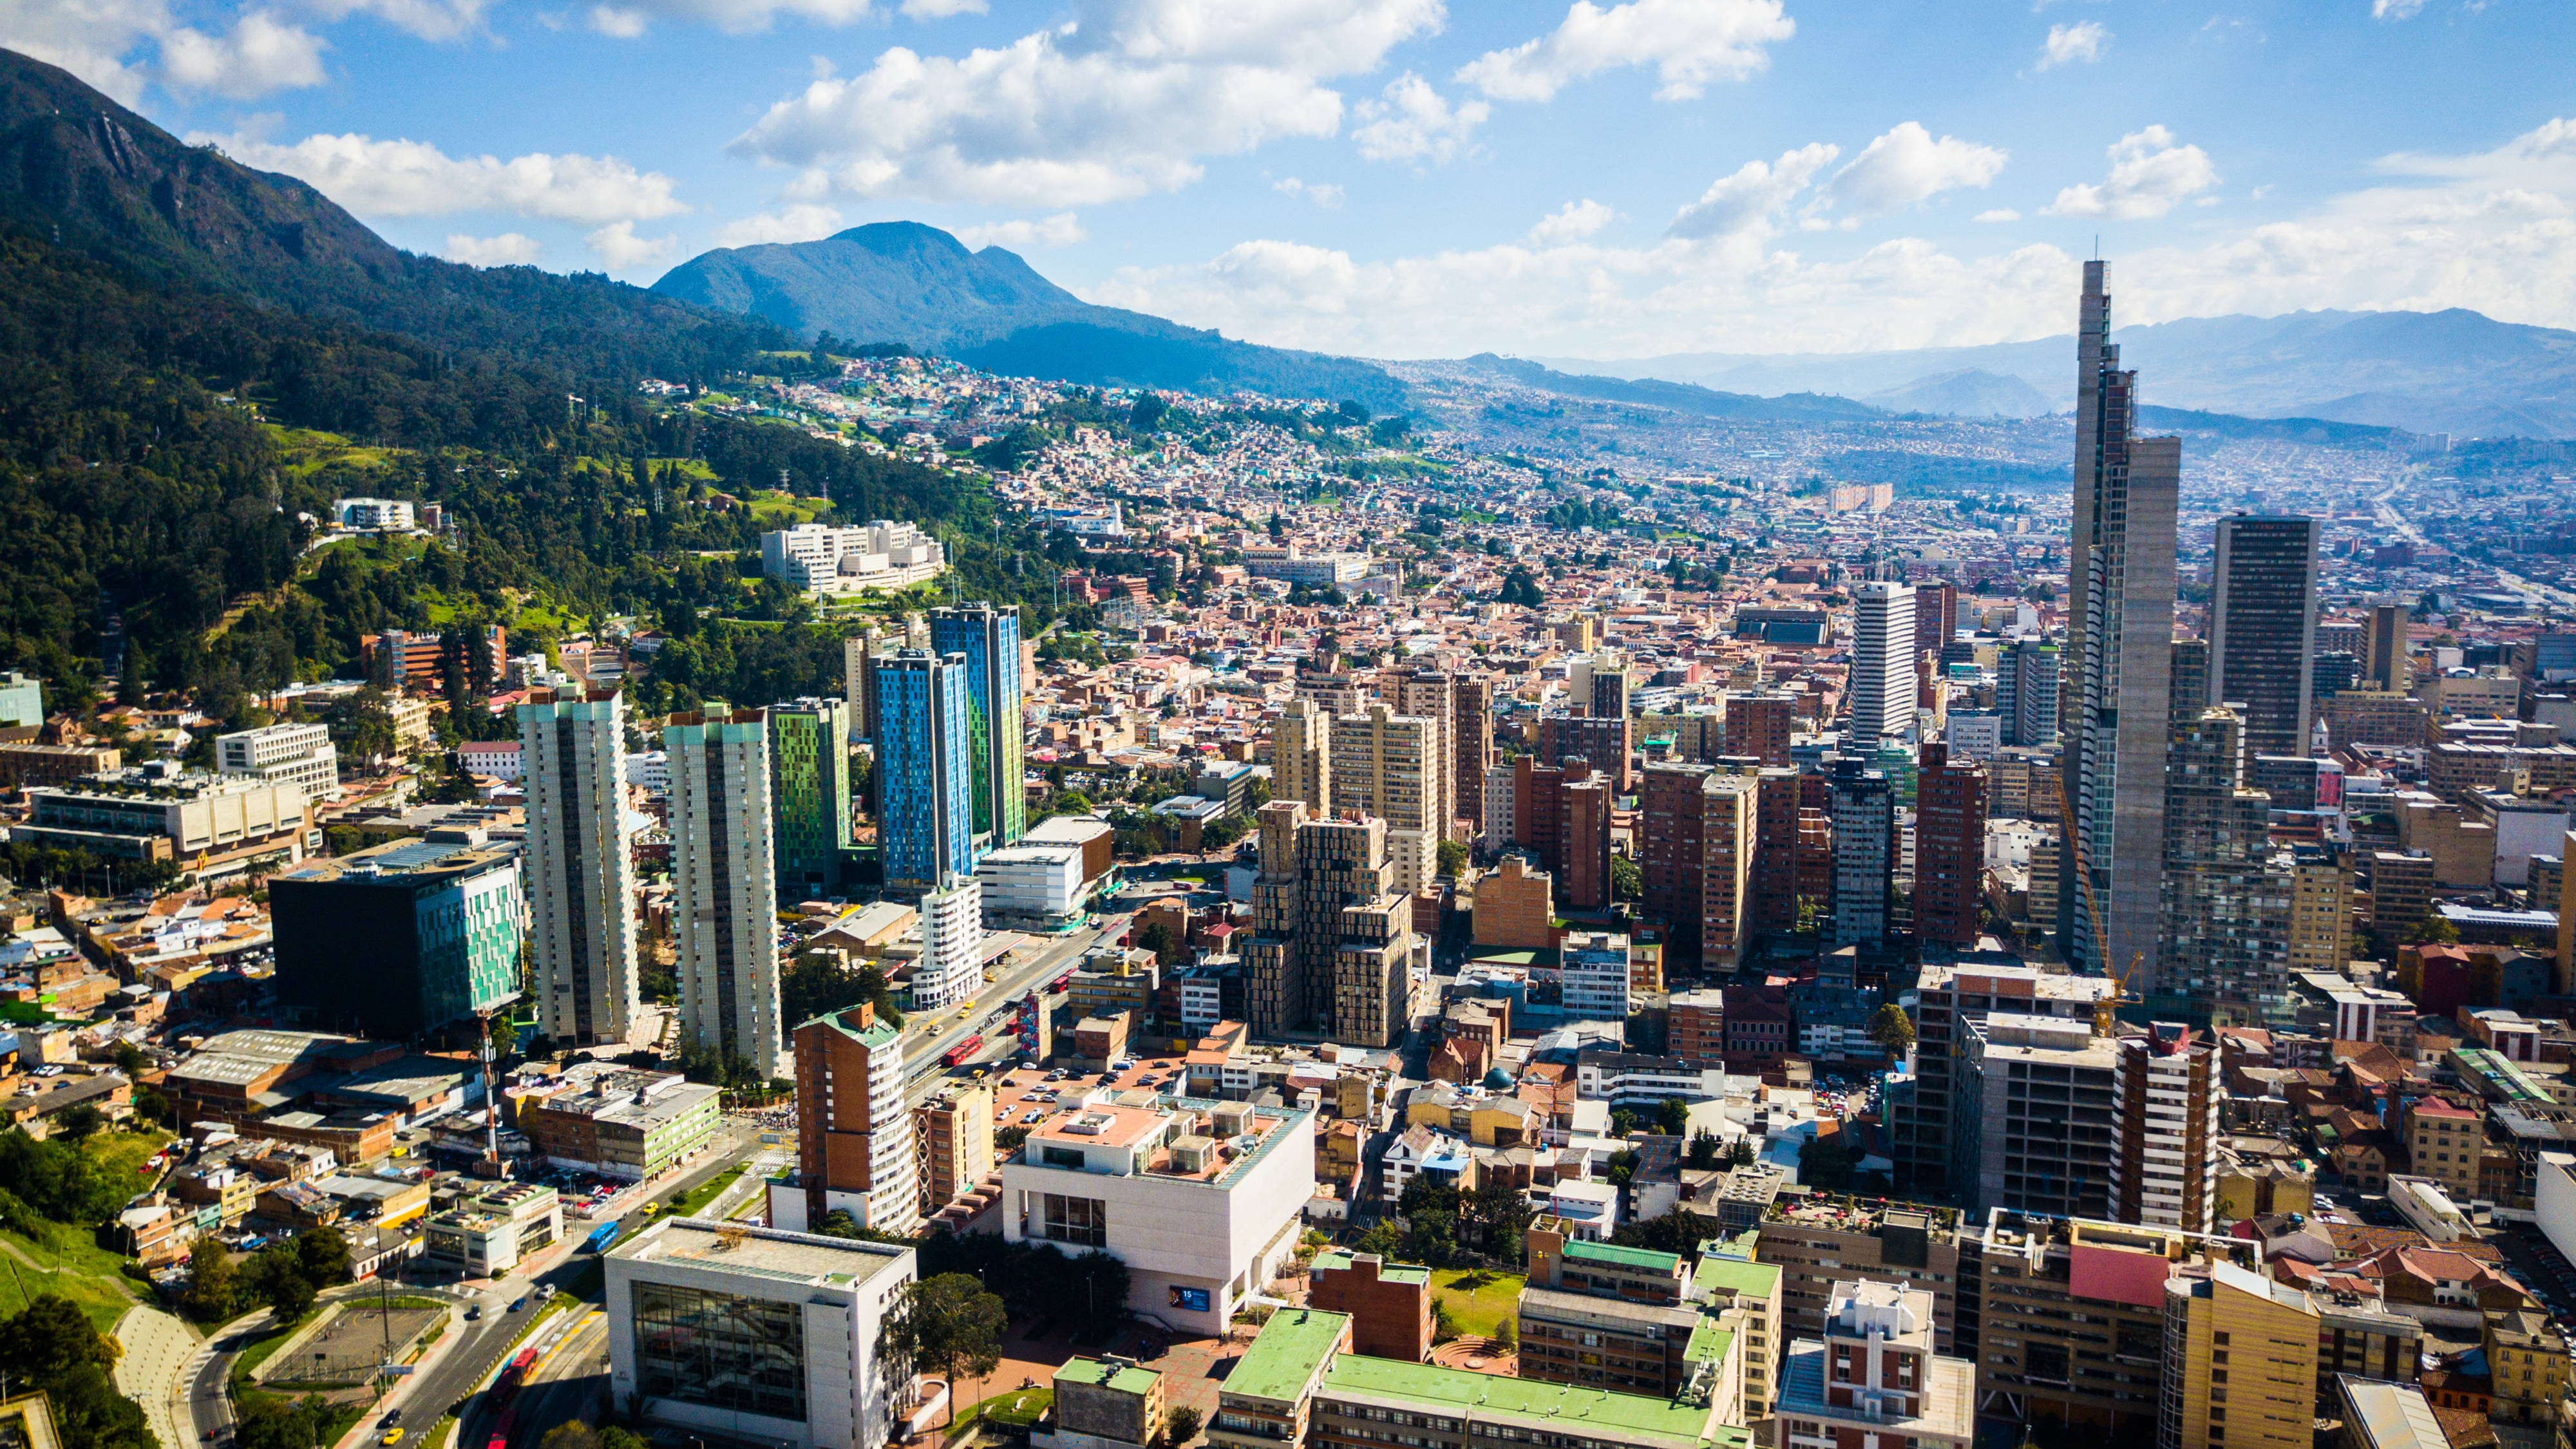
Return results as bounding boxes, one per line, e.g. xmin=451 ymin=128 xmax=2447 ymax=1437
xmin=520 ymin=692 xmax=641 ymax=1048
xmin=1330 ymin=704 xmax=1442 ymax=895
xmin=1271 ymin=697 xmax=1331 ymax=812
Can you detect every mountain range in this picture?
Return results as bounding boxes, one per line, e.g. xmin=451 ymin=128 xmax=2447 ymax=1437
xmin=654 ymin=223 xmax=1407 ymax=410
xmin=1532 ymin=307 xmax=2576 ymax=438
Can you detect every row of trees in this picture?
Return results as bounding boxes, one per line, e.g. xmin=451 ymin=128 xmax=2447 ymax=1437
xmin=184 ymin=1225 xmax=353 ymax=1323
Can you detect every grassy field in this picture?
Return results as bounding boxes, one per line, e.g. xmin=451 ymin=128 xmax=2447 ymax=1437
xmin=87 ymin=1126 xmax=173 ymax=1184
xmin=0 ymin=1226 xmax=137 ymax=1329
xmin=663 ymin=1167 xmax=744 ymax=1220
xmin=950 ymin=1386 xmax=1051 ymax=1443
xmin=1429 ymin=1268 xmax=1525 ymax=1339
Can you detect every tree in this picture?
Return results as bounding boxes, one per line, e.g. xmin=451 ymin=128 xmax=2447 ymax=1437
xmin=1654 ymin=1095 xmax=1689 ymax=1137
xmin=183 ymin=1243 xmax=238 ymax=1323
xmin=1611 ymin=857 xmax=1642 ymax=902
xmin=1164 ymin=1406 xmax=1203 ymax=1447
xmin=1866 ymin=1003 xmax=1916 ymax=1057
xmin=1353 ymin=1219 xmax=1403 ymax=1258
xmin=1685 ymin=1128 xmax=1721 ymax=1170
xmin=0 ymin=1293 xmax=156 ymax=1449
xmin=1133 ymin=920 xmax=1179 ymax=967
xmin=53 ymin=1104 xmax=103 ymax=1142
xmin=296 ymin=1226 xmax=352 ymax=1286
xmin=1431 ymin=1298 xmax=1462 ymax=1344
xmin=2403 ymin=915 xmax=2461 ymax=945
xmin=1493 ymin=1316 xmax=1518 ymax=1352
xmin=878 ymin=1273 xmax=1008 ymax=1427
xmin=1436 ymin=839 xmax=1469 ymax=879
xmin=1723 ymin=1136 xmax=1758 ymax=1168
xmin=816 ymin=1209 xmax=862 ymax=1239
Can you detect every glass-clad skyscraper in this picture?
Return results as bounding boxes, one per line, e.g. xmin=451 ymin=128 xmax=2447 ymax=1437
xmin=769 ymin=697 xmax=853 ymax=902
xmin=876 ymin=649 xmax=975 ymax=895
xmin=927 ymin=603 xmax=1025 ymax=849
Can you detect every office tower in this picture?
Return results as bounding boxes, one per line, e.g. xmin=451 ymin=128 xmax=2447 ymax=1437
xmin=2168 ymin=638 xmax=2209 ymax=725
xmin=1587 ymin=654 xmax=1630 ymax=721
xmin=1271 ymin=697 xmax=1331 ymax=811
xmin=927 ymin=603 xmax=1026 ymax=849
xmin=1850 ymin=582 xmax=1917 ymax=747
xmin=270 ymin=837 xmax=526 ymax=1038
xmin=1539 ymin=712 xmax=1633 ymax=791
xmin=1752 ymin=766 xmax=1804 ymax=933
xmin=914 ymin=1082 xmax=994 ymax=1216
xmin=1915 ymin=744 xmax=1985 ymax=947
xmin=2110 ymin=1023 xmax=2219 ymax=1232
xmin=1242 ymin=802 xmax=1417 ymax=1045
xmin=911 ymin=875 xmax=983 ymax=1014
xmin=1639 ymin=763 xmax=1712 ymax=949
xmin=1998 ymin=639 xmax=2060 ymax=748
xmin=1700 ymin=772 xmax=1757 ymax=967
xmin=1955 ymin=1010 xmax=2117 ymax=1218
xmin=2159 ymin=1264 xmax=2320 ymax=1449
xmin=842 ymin=627 xmax=885 ymax=740
xmin=1454 ymin=676 xmax=1496 ymax=831
xmin=667 ymin=712 xmax=788 ymax=1078
xmin=2064 ymin=260 xmax=2179 ymax=982
xmin=1331 ymin=704 xmax=1441 ymax=895
xmin=1392 ymin=668 xmax=1459 ymax=838
xmin=1725 ymin=691 xmax=1795 ymax=766
xmin=1827 ymin=757 xmax=1893 ymax=949
xmin=1893 ymin=964 xmax=2118 ymax=1195
xmin=2210 ymin=515 xmax=2322 ymax=759
xmin=2312 ymin=649 xmax=2362 ymax=699
xmin=216 ymin=721 xmax=339 ymax=799
xmin=875 ymin=649 xmax=975 ymax=895
xmin=769 ymin=697 xmax=852 ymax=903
xmin=520 ymin=692 xmax=639 ymax=1048
xmin=2367 ymin=600 xmax=2411 ymax=692
xmin=2288 ymin=844 xmax=2353 ymax=974
xmin=2160 ymin=706 xmax=2291 ymax=1022
xmin=790 ymin=1001 xmax=918 ymax=1233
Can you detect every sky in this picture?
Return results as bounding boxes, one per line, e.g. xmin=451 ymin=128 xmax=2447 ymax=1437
xmin=9 ymin=0 xmax=2575 ymax=360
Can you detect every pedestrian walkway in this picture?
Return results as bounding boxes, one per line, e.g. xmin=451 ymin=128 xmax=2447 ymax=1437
xmin=114 ymin=1305 xmax=201 ymax=1449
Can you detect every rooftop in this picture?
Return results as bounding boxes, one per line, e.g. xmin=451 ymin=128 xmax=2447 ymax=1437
xmin=1055 ymin=1358 xmax=1164 ymax=1397
xmin=1564 ymin=1238 xmax=1685 ymax=1274
xmin=1320 ymin=1354 xmax=1731 ymax=1449
xmin=1224 ymin=1307 xmax=1350 ymax=1405
xmin=610 ymin=1218 xmax=913 ymax=1289
xmin=1689 ymin=1256 xmax=1781 ymax=1300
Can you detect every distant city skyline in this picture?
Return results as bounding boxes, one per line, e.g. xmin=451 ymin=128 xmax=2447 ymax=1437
xmin=4 ymin=0 xmax=2570 ymax=359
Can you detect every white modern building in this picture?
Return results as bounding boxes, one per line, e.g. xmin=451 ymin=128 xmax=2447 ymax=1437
xmin=1560 ymin=931 xmax=1633 ymax=1022
xmin=215 ymin=722 xmax=339 ymax=799
xmin=1944 ymin=710 xmax=2003 ymax=763
xmin=1481 ymin=764 xmax=1516 ymax=853
xmin=607 ymin=1218 xmax=918 ymax=1449
xmin=667 ymin=712 xmax=788 ymax=1078
xmin=761 ymin=522 xmax=947 ymax=596
xmin=335 ymin=497 xmax=415 ymax=531
xmin=999 ymin=1096 xmax=1314 ymax=1336
xmin=909 ymin=876 xmax=983 ymax=1014
xmin=520 ymin=693 xmax=641 ymax=1048
xmin=455 ymin=739 xmax=524 ymax=781
xmin=1850 ymin=581 xmax=1917 ymax=748
xmin=974 ymin=844 xmax=1086 ymax=926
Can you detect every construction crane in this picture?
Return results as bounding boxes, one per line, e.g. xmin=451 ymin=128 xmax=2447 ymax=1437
xmin=2050 ymin=768 xmax=2142 ymax=1036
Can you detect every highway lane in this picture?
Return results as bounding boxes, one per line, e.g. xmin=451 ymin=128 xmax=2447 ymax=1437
xmin=462 ymin=1311 xmax=608 ymax=1449
xmin=902 ymin=912 xmax=1130 ymax=1104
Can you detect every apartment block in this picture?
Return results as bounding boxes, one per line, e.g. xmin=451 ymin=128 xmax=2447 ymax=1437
xmin=667 ymin=711 xmax=788 ymax=1078
xmin=1776 ymin=1282 xmax=1973 ymax=1449
xmin=2157 ymin=1263 xmax=2320 ymax=1449
xmin=914 ymin=1081 xmax=995 ymax=1215
xmin=782 ymin=1001 xmax=918 ymax=1236
xmin=2108 ymin=1024 xmax=2219 ymax=1233
xmin=520 ymin=693 xmax=639 ymax=1048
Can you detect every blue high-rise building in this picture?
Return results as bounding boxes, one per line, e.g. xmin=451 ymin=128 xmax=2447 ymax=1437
xmin=928 ymin=603 xmax=1025 ymax=850
xmin=876 ymin=649 xmax=975 ymax=894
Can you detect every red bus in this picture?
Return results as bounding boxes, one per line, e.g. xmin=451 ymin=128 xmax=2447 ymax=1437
xmin=941 ymin=1034 xmax=982 ymax=1068
xmin=1050 ymin=969 xmax=1074 ymax=992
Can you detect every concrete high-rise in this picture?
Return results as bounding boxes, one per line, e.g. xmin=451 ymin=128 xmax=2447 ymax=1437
xmin=842 ymin=626 xmax=886 ymax=741
xmin=1392 ymin=669 xmax=1459 ymax=841
xmin=2367 ymin=600 xmax=2411 ymax=693
xmin=1453 ymin=676 xmax=1496 ymax=832
xmin=2209 ymin=516 xmax=2322 ymax=759
xmin=2110 ymin=1023 xmax=2219 ymax=1232
xmin=1330 ymin=704 xmax=1441 ymax=896
xmin=876 ymin=649 xmax=976 ymax=895
xmin=1725 ymin=692 xmax=1795 ymax=766
xmin=520 ymin=692 xmax=639 ymax=1048
xmin=1242 ymin=801 xmax=1419 ymax=1045
xmin=1915 ymin=744 xmax=1986 ymax=947
xmin=1271 ymin=697 xmax=1331 ymax=811
xmin=1828 ymin=757 xmax=1893 ymax=949
xmin=1956 ymin=1010 xmax=2117 ymax=1218
xmin=2158 ymin=1263 xmax=2320 ymax=1449
xmin=1850 ymin=582 xmax=1917 ymax=748
xmin=1700 ymin=772 xmax=1757 ymax=967
xmin=667 ymin=711 xmax=788 ymax=1078
xmin=2064 ymin=260 xmax=2179 ymax=983
xmin=769 ymin=697 xmax=852 ymax=903
xmin=927 ymin=604 xmax=1026 ymax=849
xmin=2159 ymin=706 xmax=2291 ymax=1022
xmin=787 ymin=1001 xmax=918 ymax=1234
xmin=910 ymin=875 xmax=983 ymax=1014
xmin=1639 ymin=763 xmax=1712 ymax=950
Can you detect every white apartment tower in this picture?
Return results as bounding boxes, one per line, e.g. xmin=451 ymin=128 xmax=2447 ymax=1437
xmin=520 ymin=693 xmax=641 ymax=1048
xmin=216 ymin=721 xmax=339 ymax=799
xmin=2109 ymin=1023 xmax=2221 ymax=1233
xmin=911 ymin=876 xmax=985 ymax=1014
xmin=1850 ymin=581 xmax=1917 ymax=748
xmin=667 ymin=712 xmax=789 ymax=1078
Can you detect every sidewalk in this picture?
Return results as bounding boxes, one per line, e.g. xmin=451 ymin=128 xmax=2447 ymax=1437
xmin=114 ymin=1305 xmax=201 ymax=1449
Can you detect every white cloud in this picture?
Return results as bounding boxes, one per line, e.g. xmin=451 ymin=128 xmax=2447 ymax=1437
xmin=1083 ymin=115 xmax=2576 ymax=363
xmin=953 ymin=211 xmax=1088 ymax=248
xmin=197 ymin=130 xmax=691 ymax=225
xmin=1528 ymin=198 xmax=1615 ymax=245
xmin=1666 ymin=143 xmax=1835 ymax=240
xmin=1814 ymin=122 xmax=2006 ymax=216
xmin=2371 ymin=0 xmax=2424 ymax=17
xmin=587 ymin=6 xmax=647 ymax=33
xmin=900 ymin=0 xmax=982 ymax=14
xmin=586 ymin=220 xmax=676 ymax=269
xmin=1274 ymin=176 xmax=1346 ymax=208
xmin=731 ymin=0 xmax=1444 ymax=207
xmin=1351 ymin=72 xmax=1487 ymax=164
xmin=714 ymin=204 xmax=846 ymax=246
xmin=1975 ymin=208 xmax=2021 ymax=222
xmin=160 ymin=10 xmax=326 ymax=98
xmin=573 ymin=0 xmax=869 ymax=36
xmin=2037 ymin=20 xmax=2107 ymax=68
xmin=443 ymin=232 xmax=543 ymax=265
xmin=1456 ymin=0 xmax=1793 ymax=103
xmin=298 ymin=0 xmax=495 ymax=42
xmin=2045 ymin=125 xmax=2219 ymax=218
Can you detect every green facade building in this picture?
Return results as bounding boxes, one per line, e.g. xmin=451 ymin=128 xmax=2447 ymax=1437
xmin=768 ymin=697 xmax=853 ymax=901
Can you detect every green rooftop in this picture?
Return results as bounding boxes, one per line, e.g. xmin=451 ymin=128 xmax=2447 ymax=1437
xmin=1313 ymin=1251 xmax=1429 ymax=1287
xmin=1320 ymin=1355 xmax=1725 ymax=1448
xmin=1226 ymin=1309 xmax=1350 ymax=1405
xmin=1056 ymin=1358 xmax=1163 ymax=1396
xmin=1565 ymin=1238 xmax=1684 ymax=1273
xmin=1690 ymin=1256 xmax=1779 ymax=1301
xmin=1681 ymin=1319 xmax=1734 ymax=1367
xmin=801 ymin=1004 xmax=900 ymax=1048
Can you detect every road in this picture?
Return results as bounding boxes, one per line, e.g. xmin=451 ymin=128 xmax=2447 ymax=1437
xmin=466 ymin=1309 xmax=609 ymax=1449
xmin=2375 ymin=476 xmax=2576 ymax=612
xmin=902 ymin=911 xmax=1130 ymax=1104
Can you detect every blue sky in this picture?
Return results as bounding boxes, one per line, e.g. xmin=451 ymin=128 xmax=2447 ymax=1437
xmin=12 ymin=0 xmax=2574 ymax=358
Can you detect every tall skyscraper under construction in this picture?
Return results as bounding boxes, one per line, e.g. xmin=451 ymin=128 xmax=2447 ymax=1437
xmin=2061 ymin=260 xmax=2179 ymax=985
